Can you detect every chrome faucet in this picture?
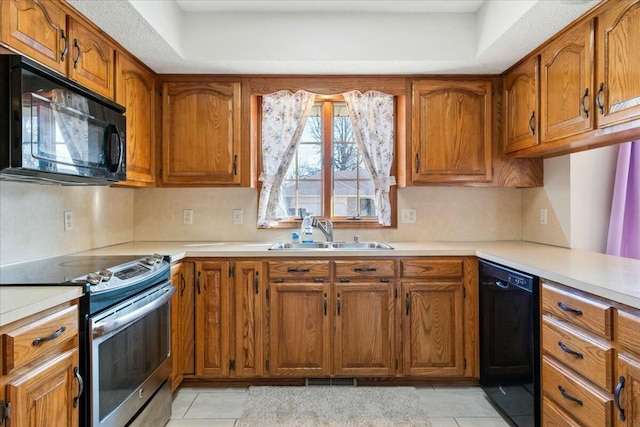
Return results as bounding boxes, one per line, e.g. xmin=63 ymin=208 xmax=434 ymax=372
xmin=311 ymin=217 xmax=333 ymax=242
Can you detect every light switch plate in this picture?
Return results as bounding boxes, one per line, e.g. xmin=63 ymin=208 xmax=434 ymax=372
xmin=233 ymin=209 xmax=243 ymax=225
xmin=183 ymin=209 xmax=193 ymax=225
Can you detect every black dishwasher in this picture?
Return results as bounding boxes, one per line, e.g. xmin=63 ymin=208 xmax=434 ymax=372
xmin=479 ymin=260 xmax=540 ymax=427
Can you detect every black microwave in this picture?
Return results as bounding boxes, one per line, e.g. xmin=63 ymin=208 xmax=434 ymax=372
xmin=0 ymin=55 xmax=126 ymax=185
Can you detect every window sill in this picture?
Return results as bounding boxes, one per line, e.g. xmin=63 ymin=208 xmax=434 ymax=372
xmin=263 ymin=219 xmax=394 ymax=229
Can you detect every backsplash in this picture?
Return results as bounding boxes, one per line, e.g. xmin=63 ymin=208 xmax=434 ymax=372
xmin=133 ymin=186 xmax=523 ymax=243
xmin=0 ymin=182 xmax=134 ymax=266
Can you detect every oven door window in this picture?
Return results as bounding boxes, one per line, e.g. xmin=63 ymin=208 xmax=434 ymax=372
xmin=94 ymin=300 xmax=170 ymax=423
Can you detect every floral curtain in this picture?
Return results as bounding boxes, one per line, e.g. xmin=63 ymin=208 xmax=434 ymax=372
xmin=257 ymin=90 xmax=315 ymax=227
xmin=606 ymin=141 xmax=640 ymax=260
xmin=343 ymin=90 xmax=396 ymax=225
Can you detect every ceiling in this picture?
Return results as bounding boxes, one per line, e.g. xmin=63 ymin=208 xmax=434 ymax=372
xmin=67 ymin=0 xmax=600 ymax=75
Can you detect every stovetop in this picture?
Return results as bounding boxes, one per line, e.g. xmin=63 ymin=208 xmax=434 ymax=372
xmin=0 ymin=254 xmax=155 ymax=287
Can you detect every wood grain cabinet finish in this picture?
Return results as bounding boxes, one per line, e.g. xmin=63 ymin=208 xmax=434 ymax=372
xmin=1 ymin=301 xmax=81 ymax=427
xmin=115 ymin=52 xmax=157 ymax=187
xmin=411 ymin=79 xmax=492 ymax=183
xmin=66 ymin=16 xmax=115 ymax=99
xmin=540 ymin=20 xmax=594 ymax=143
xmin=170 ymin=261 xmax=195 ymax=390
xmin=195 ymin=261 xmax=231 ymax=377
xmin=0 ymin=0 xmax=68 ymax=75
xmin=233 ymin=261 xmax=264 ymax=377
xmin=595 ymin=0 xmax=640 ymax=128
xmin=503 ymin=55 xmax=540 ymax=153
xmin=162 ymin=81 xmax=241 ymax=186
xmin=616 ymin=353 xmax=640 ymax=427
xmin=542 ymin=397 xmax=582 ymax=427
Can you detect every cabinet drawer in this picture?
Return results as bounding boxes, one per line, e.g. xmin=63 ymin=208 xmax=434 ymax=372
xmin=268 ymin=261 xmax=330 ymax=281
xmin=2 ymin=304 xmax=78 ymax=374
xmin=400 ymin=259 xmax=463 ymax=279
xmin=542 ymin=397 xmax=581 ymax=426
xmin=617 ymin=309 xmax=640 ymax=355
xmin=542 ymin=282 xmax=613 ymax=339
xmin=542 ymin=356 xmax=613 ymax=427
xmin=334 ymin=260 xmax=395 ymax=278
xmin=542 ymin=316 xmax=614 ymax=391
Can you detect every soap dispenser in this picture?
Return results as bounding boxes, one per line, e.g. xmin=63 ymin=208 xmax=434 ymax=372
xmin=301 ymin=213 xmax=313 ymax=242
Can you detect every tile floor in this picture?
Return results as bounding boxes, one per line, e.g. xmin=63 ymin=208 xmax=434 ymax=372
xmin=167 ymin=385 xmax=513 ymax=427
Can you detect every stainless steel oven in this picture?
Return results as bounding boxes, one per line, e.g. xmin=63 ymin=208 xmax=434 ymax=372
xmin=89 ymin=280 xmax=174 ymax=427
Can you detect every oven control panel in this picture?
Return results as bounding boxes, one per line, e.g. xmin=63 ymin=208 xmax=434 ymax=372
xmin=81 ymin=254 xmax=167 ymax=293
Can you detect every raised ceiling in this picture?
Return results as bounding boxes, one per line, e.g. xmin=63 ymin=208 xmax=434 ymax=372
xmin=67 ymin=0 xmax=600 ymax=75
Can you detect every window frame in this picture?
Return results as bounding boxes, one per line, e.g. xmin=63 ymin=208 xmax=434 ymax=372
xmin=255 ymin=93 xmax=399 ymax=229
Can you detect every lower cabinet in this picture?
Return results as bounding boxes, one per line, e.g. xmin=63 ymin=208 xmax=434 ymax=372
xmin=1 ymin=301 xmax=81 ymax=427
xmin=616 ymin=353 xmax=640 ymax=426
xmin=170 ymin=261 xmax=195 ymax=390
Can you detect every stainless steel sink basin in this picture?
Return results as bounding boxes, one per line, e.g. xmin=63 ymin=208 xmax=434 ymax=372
xmin=268 ymin=241 xmax=393 ymax=250
xmin=268 ymin=242 xmax=332 ymax=250
xmin=330 ymin=241 xmax=394 ymax=250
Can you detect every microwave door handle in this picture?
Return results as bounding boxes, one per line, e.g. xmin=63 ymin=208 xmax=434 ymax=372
xmin=104 ymin=124 xmax=123 ymax=173
xmin=92 ymin=285 xmax=175 ymax=337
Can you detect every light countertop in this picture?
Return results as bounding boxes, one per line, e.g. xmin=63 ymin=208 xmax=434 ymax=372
xmin=2 ymin=240 xmax=639 ymax=326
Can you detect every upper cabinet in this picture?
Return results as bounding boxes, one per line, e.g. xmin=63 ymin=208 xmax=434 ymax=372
xmin=595 ymin=0 xmax=640 ymax=128
xmin=504 ymin=56 xmax=540 ymax=153
xmin=161 ymin=81 xmax=242 ymax=186
xmin=411 ymin=79 xmax=493 ymax=183
xmin=540 ymin=20 xmax=594 ymax=143
xmin=0 ymin=0 xmax=116 ymax=99
xmin=115 ymin=52 xmax=157 ymax=186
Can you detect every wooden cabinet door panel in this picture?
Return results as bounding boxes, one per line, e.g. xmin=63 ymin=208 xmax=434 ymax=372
xmin=179 ymin=262 xmax=195 ymax=376
xmin=412 ymin=80 xmax=492 ymax=183
xmin=504 ymin=56 xmax=540 ymax=153
xmin=67 ymin=17 xmax=115 ymax=99
xmin=402 ymin=281 xmax=465 ymax=377
xmin=195 ymin=261 xmax=230 ymax=377
xmin=115 ymin=52 xmax=156 ymax=186
xmin=162 ymin=81 xmax=241 ymax=185
xmin=268 ymin=283 xmax=331 ymax=377
xmin=596 ymin=0 xmax=640 ymax=127
xmin=0 ymin=0 xmax=67 ymax=74
xmin=233 ymin=261 xmax=263 ymax=377
xmin=6 ymin=349 xmax=80 ymax=427
xmin=333 ymin=283 xmax=394 ymax=376
xmin=170 ymin=263 xmax=182 ymax=390
xmin=541 ymin=20 xmax=594 ymax=142
xmin=616 ymin=353 xmax=640 ymax=427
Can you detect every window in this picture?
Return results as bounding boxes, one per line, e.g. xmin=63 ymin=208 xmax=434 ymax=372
xmin=282 ymin=99 xmax=378 ymax=221
xmin=254 ymin=90 xmax=398 ymax=228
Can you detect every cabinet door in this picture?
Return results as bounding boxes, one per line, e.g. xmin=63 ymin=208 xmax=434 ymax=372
xmin=6 ymin=349 xmax=80 ymax=427
xmin=504 ymin=56 xmax=540 ymax=153
xmin=268 ymin=283 xmax=331 ymax=377
xmin=179 ymin=262 xmax=195 ymax=376
xmin=540 ymin=20 xmax=594 ymax=143
xmin=195 ymin=261 xmax=231 ymax=377
xmin=596 ymin=1 xmax=640 ymax=128
xmin=233 ymin=261 xmax=263 ymax=377
xmin=0 ymin=0 xmax=67 ymax=75
xmin=67 ymin=17 xmax=115 ymax=99
xmin=411 ymin=80 xmax=492 ymax=183
xmin=170 ymin=262 xmax=182 ymax=390
xmin=115 ymin=52 xmax=156 ymax=186
xmin=402 ymin=281 xmax=465 ymax=377
xmin=162 ymin=81 xmax=241 ymax=185
xmin=333 ymin=283 xmax=395 ymax=377
xmin=616 ymin=353 xmax=640 ymax=427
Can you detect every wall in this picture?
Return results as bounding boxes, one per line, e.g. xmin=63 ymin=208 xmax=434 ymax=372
xmin=0 ymin=182 xmax=135 ymax=266
xmin=133 ymin=186 xmax=523 ymax=243
xmin=521 ymin=144 xmax=619 ymax=252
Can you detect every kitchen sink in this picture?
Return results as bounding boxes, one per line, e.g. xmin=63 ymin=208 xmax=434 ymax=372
xmin=268 ymin=241 xmax=393 ymax=250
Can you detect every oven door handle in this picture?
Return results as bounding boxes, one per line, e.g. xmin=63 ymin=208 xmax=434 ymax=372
xmin=92 ymin=285 xmax=175 ymax=338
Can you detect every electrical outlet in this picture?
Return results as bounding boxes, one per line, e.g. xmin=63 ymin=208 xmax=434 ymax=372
xmin=233 ymin=209 xmax=243 ymax=225
xmin=64 ymin=210 xmax=73 ymax=231
xmin=401 ymin=208 xmax=417 ymax=223
xmin=183 ymin=209 xmax=193 ymax=225
xmin=540 ymin=208 xmax=548 ymax=225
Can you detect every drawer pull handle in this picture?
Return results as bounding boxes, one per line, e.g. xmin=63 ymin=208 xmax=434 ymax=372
xmin=274 ymin=278 xmax=284 ymax=283
xmin=405 ymin=293 xmax=410 ymax=316
xmin=528 ymin=111 xmax=535 ymax=136
xmin=614 ymin=376 xmax=626 ymax=421
xmin=558 ymin=341 xmax=583 ymax=359
xmin=354 ymin=267 xmax=377 ymax=273
xmin=32 ymin=326 xmax=66 ymax=346
xmin=60 ymin=29 xmax=69 ymax=61
xmin=73 ymin=366 xmax=84 ymax=408
xmin=180 ymin=273 xmax=186 ymax=297
xmin=337 ymin=293 xmax=341 ymax=316
xmin=596 ymin=82 xmax=605 ymax=115
xmin=73 ymin=38 xmax=81 ymax=69
xmin=558 ymin=386 xmax=582 ymax=406
xmin=196 ymin=271 xmax=201 ymax=295
xmin=557 ymin=302 xmax=582 ymax=316
xmin=580 ymin=88 xmax=590 ymax=118
xmin=323 ymin=293 xmax=328 ymax=316
xmin=255 ymin=271 xmax=259 ymax=294
xmin=288 ymin=268 xmax=310 ymax=273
